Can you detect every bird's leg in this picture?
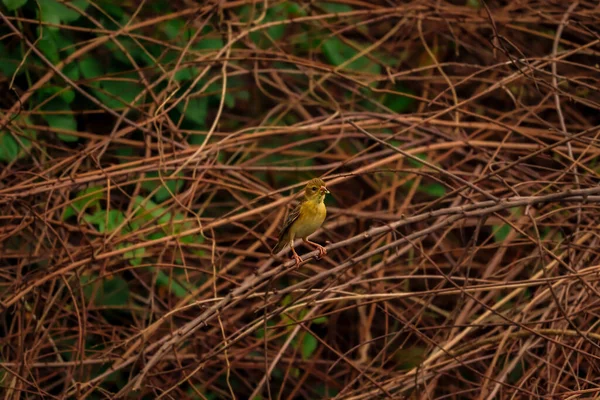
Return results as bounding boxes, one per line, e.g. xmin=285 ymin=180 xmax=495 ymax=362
xmin=290 ymin=240 xmax=302 ymax=268
xmin=303 ymin=238 xmax=327 ymax=259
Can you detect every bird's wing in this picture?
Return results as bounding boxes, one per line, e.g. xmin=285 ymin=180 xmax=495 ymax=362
xmin=278 ymin=202 xmax=302 ymax=240
xmin=272 ymin=201 xmax=303 ymax=254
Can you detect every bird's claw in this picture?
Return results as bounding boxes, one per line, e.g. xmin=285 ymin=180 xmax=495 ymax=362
xmin=316 ymin=246 xmax=327 ymax=260
xmin=293 ymin=253 xmax=302 ymax=268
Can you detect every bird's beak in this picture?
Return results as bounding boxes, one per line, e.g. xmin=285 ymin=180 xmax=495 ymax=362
xmin=320 ymin=186 xmax=330 ymax=194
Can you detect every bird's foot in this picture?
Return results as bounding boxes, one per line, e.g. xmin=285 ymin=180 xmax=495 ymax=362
xmin=293 ymin=253 xmax=302 ymax=268
xmin=316 ymin=245 xmax=327 ymax=260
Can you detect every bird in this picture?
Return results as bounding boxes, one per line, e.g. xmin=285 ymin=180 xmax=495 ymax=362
xmin=272 ymin=178 xmax=330 ymax=267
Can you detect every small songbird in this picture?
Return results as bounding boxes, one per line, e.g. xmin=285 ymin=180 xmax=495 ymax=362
xmin=272 ymin=178 xmax=330 ymax=267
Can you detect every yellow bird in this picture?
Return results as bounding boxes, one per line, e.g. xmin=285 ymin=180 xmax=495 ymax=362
xmin=272 ymin=178 xmax=330 ymax=266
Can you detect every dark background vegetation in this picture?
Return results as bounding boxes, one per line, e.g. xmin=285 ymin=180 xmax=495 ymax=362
xmin=1 ymin=0 xmax=600 ymax=398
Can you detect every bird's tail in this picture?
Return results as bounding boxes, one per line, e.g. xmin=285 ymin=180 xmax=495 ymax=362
xmin=271 ymin=237 xmax=287 ymax=255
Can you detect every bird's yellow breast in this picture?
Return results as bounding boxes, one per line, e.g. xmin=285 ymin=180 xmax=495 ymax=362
xmin=290 ymin=199 xmax=326 ymax=239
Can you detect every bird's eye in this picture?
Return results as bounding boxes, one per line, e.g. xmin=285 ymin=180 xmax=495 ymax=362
xmin=311 ymin=186 xmax=317 ymax=191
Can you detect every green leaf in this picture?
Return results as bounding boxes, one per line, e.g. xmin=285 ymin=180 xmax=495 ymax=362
xmin=236 ymin=90 xmax=250 ymax=101
xmin=97 ymin=77 xmax=144 ymax=109
xmin=300 ymin=333 xmax=318 ymax=360
xmin=407 ymin=153 xmax=427 ymax=168
xmin=383 ymin=86 xmax=415 ymax=113
xmin=255 ymin=320 xmax=275 ymax=339
xmin=493 ymin=224 xmax=511 ymax=243
xmin=392 ymin=346 xmax=427 ymax=369
xmin=0 ymin=117 xmax=36 ymax=163
xmin=133 ymin=196 xmax=174 ymax=225
xmin=246 ymin=3 xmax=291 ymax=47
xmin=105 ymin=210 xmax=125 ymax=232
xmin=40 ymin=97 xmax=78 ymax=141
xmin=84 ymin=210 xmax=125 ymax=233
xmin=466 ymin=0 xmax=482 ymax=9
xmin=181 ymin=231 xmax=202 ymax=242
xmin=62 ymin=186 xmax=105 ymax=220
xmin=174 ymin=67 xmax=195 ymax=82
xmin=0 ymin=132 xmax=19 ymax=162
xmin=188 ymin=133 xmax=206 ymax=145
xmin=104 ymin=38 xmax=152 ymax=65
xmin=2 ymin=0 xmax=27 ymax=11
xmin=123 ymin=246 xmax=145 ymax=266
xmin=79 ymin=57 xmax=103 ymax=79
xmin=420 ymin=183 xmax=446 ymax=198
xmin=293 ymin=31 xmax=323 ymax=52
xmin=64 ymin=62 xmax=79 ymax=80
xmin=163 ymin=18 xmax=191 ymax=41
xmin=493 ymin=208 xmax=521 ymax=242
xmin=81 ymin=274 xmax=130 ymax=307
xmin=101 ymin=3 xmax=126 ymax=21
xmin=38 ymin=78 xmax=77 ymax=104
xmin=100 ymin=276 xmax=129 ymax=306
xmin=224 ymin=92 xmax=235 ymax=108
xmin=44 ymin=113 xmax=78 ymax=142
xmin=194 ymin=37 xmax=224 ymax=51
xmin=60 ymin=88 xmax=75 ymax=104
xmin=540 ymin=226 xmax=552 ymax=240
xmin=155 ymin=270 xmax=188 ymax=298
xmin=37 ymin=29 xmax=61 ymax=64
xmin=312 ymin=316 xmax=328 ymax=324
xmin=39 ymin=0 xmax=88 ymax=27
xmin=148 ymin=231 xmax=166 ymax=241
xmin=281 ymin=294 xmax=293 ymax=307
xmin=141 ymin=171 xmax=184 ymax=203
xmin=321 ymin=2 xmax=353 ymax=13
xmin=178 ymin=96 xmax=208 ymax=126
xmin=322 ymin=37 xmax=381 ymax=74
xmin=0 ymin=43 xmax=19 ymax=76
xmin=114 ymin=147 xmax=134 ymax=162
xmin=313 ymin=384 xmax=339 ymax=398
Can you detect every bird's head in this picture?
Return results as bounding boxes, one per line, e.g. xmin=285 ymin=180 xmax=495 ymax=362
xmin=304 ymin=178 xmax=329 ymax=202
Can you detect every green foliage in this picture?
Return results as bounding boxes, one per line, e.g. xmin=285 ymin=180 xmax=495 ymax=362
xmin=38 ymin=0 xmax=89 ymax=27
xmin=163 ymin=18 xmax=193 ymax=42
xmin=322 ymin=36 xmax=381 ymax=74
xmin=95 ymin=72 xmax=145 ymax=110
xmin=84 ymin=209 xmax=126 ymax=233
xmin=381 ymin=86 xmax=415 ymax=113
xmin=0 ymin=131 xmax=19 ymax=162
xmin=393 ymin=346 xmax=427 ymax=369
xmin=79 ymin=57 xmax=103 ymax=79
xmin=81 ymin=274 xmax=130 ymax=307
xmin=493 ymin=223 xmax=511 ymax=243
xmin=0 ymin=42 xmax=20 ymax=76
xmin=133 ymin=195 xmax=176 ymax=225
xmin=41 ymin=98 xmax=79 ymax=142
xmin=62 ymin=186 xmax=105 ymax=220
xmin=2 ymin=0 xmax=27 ymax=11
xmin=275 ymin=299 xmax=325 ymax=360
xmin=420 ymin=183 xmax=446 ymax=198
xmin=320 ymin=2 xmax=353 ymax=13
xmin=299 ymin=332 xmax=318 ymax=360
xmin=466 ymin=0 xmax=482 ymax=9
xmin=178 ymin=96 xmax=208 ymax=126
xmin=493 ymin=207 xmax=521 ymax=242
xmin=141 ymin=171 xmax=185 ymax=203
xmin=155 ymin=270 xmax=189 ymax=298
xmin=122 ymin=245 xmax=146 ymax=266
xmin=37 ymin=28 xmax=71 ymax=65
xmin=0 ymin=119 xmax=35 ymax=163
xmin=255 ymin=320 xmax=276 ymax=339
xmin=240 ymin=3 xmax=306 ymax=47
xmin=313 ymin=384 xmax=339 ymax=398
xmin=407 ymin=153 xmax=428 ymax=168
